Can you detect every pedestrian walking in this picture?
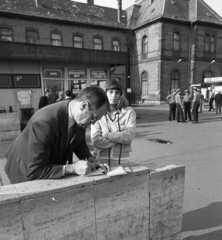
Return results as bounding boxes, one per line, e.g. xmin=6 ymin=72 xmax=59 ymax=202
xmin=192 ymin=87 xmax=201 ymax=124
xmin=199 ymin=91 xmax=204 ymax=113
xmin=209 ymin=92 xmax=215 ymax=111
xmin=183 ymin=90 xmax=193 ymax=121
xmin=175 ymin=89 xmax=185 ymax=123
xmin=166 ymin=89 xmax=176 ymax=121
xmin=215 ymin=91 xmax=222 ymax=114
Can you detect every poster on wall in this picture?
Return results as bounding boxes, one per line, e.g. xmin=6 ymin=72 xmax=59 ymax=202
xmin=17 ymin=90 xmax=32 ymax=107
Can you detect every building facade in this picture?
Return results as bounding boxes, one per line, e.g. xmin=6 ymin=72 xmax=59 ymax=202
xmin=0 ymin=0 xmax=222 ymax=112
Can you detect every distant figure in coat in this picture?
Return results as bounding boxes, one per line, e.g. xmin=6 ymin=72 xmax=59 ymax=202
xmin=166 ymin=89 xmax=176 ymax=121
xmin=38 ymin=88 xmax=51 ymax=109
xmin=64 ymin=90 xmax=72 ymax=100
xmin=215 ymin=91 xmax=222 ymax=114
xmin=209 ymin=92 xmax=215 ymax=111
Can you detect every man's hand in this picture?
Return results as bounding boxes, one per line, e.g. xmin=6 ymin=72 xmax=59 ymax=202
xmin=65 ymin=160 xmax=92 ymax=176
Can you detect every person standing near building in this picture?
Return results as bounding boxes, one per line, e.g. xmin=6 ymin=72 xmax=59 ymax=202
xmin=56 ymin=91 xmax=64 ymax=102
xmin=64 ymin=90 xmax=72 ymax=100
xmin=183 ymin=90 xmax=192 ymax=121
xmin=215 ymin=91 xmax=222 ymax=114
xmin=166 ymin=89 xmax=176 ymax=121
xmin=192 ymin=87 xmax=201 ymax=124
xmin=38 ymin=88 xmax=51 ymax=109
xmin=209 ymin=92 xmax=215 ymax=111
xmin=199 ymin=90 xmax=205 ymax=113
xmin=175 ymin=89 xmax=185 ymax=123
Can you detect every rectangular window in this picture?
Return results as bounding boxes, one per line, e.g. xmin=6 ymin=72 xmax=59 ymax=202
xmin=142 ymin=81 xmax=148 ymax=95
xmin=205 ymin=34 xmax=210 ymax=52
xmin=27 ymin=30 xmax=38 ymax=44
xmin=0 ymin=28 xmax=12 ymax=42
xmin=112 ymin=40 xmax=120 ymax=51
xmin=73 ymin=36 xmax=83 ymax=48
xmin=51 ymin=33 xmax=62 ymax=46
xmin=173 ymin=32 xmax=179 ymax=51
xmin=13 ymin=75 xmax=41 ymax=88
xmin=0 ymin=75 xmax=41 ymax=88
xmin=94 ymin=38 xmax=102 ymax=50
xmin=0 ymin=75 xmax=12 ymax=88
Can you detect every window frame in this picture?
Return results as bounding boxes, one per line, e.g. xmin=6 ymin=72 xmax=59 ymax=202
xmin=141 ymin=71 xmax=148 ymax=95
xmin=0 ymin=26 xmax=13 ymax=42
xmin=142 ymin=35 xmax=148 ymax=55
xmin=173 ymin=32 xmax=180 ymax=51
xmin=93 ymin=36 xmax=103 ymax=50
xmin=112 ymin=38 xmax=121 ymax=51
xmin=170 ymin=69 xmax=180 ymax=91
xmin=51 ymin=30 xmax=62 ymax=46
xmin=26 ymin=28 xmax=39 ymax=44
xmin=0 ymin=74 xmax=41 ymax=89
xmin=73 ymin=33 xmax=83 ymax=48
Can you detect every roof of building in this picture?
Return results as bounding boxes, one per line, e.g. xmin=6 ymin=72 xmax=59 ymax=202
xmin=126 ymin=0 xmax=222 ymax=29
xmin=0 ymin=0 xmax=128 ymax=29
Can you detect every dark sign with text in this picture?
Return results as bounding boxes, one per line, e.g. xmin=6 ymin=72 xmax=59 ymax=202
xmin=69 ymin=69 xmax=87 ymax=79
xmin=90 ymin=70 xmax=108 ymax=79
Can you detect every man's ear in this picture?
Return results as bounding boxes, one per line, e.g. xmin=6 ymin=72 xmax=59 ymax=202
xmin=80 ymin=101 xmax=90 ymax=111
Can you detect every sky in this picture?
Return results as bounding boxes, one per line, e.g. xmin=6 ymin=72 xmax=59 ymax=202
xmin=74 ymin=0 xmax=222 ymax=17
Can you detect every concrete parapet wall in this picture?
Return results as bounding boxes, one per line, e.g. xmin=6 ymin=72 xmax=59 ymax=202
xmin=0 ymin=163 xmax=185 ymax=240
xmin=0 ymin=113 xmax=20 ymax=141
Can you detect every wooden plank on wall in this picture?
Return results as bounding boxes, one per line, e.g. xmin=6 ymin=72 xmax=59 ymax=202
xmin=21 ymin=187 xmax=96 ymax=240
xmin=149 ymin=165 xmax=185 ymax=240
xmin=94 ymin=174 xmax=150 ymax=240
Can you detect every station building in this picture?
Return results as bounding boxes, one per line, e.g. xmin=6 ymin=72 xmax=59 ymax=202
xmin=0 ymin=0 xmax=222 ymax=112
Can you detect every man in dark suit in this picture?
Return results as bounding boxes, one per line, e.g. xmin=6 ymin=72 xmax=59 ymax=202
xmin=5 ymin=86 xmax=108 ymax=184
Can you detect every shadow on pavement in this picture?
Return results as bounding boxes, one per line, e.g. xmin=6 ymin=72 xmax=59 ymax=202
xmin=182 ymin=202 xmax=222 ymax=239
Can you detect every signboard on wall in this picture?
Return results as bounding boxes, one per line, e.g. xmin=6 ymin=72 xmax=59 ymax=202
xmin=43 ymin=69 xmax=63 ymax=78
xmin=17 ymin=90 xmax=32 ymax=106
xmin=90 ymin=70 xmax=108 ymax=79
xmin=69 ymin=69 xmax=87 ymax=79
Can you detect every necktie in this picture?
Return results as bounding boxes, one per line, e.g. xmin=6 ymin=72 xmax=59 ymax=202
xmin=66 ymin=124 xmax=76 ymax=162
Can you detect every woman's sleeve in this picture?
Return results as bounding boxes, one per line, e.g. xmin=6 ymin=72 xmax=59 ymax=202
xmin=105 ymin=109 xmax=136 ymax=144
xmin=91 ymin=120 xmax=115 ymax=149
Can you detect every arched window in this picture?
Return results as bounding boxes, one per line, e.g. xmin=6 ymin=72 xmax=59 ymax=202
xmin=94 ymin=37 xmax=102 ymax=50
xmin=27 ymin=30 xmax=38 ymax=44
xmin=205 ymin=34 xmax=210 ymax=52
xmin=171 ymin=70 xmax=179 ymax=91
xmin=203 ymin=70 xmax=213 ymax=83
xmin=210 ymin=35 xmax=215 ymax=53
xmin=141 ymin=71 xmax=148 ymax=95
xmin=142 ymin=36 xmax=148 ymax=55
xmin=51 ymin=33 xmax=62 ymax=46
xmin=112 ymin=39 xmax=120 ymax=51
xmin=173 ymin=32 xmax=180 ymax=51
xmin=73 ymin=35 xmax=83 ymax=48
xmin=0 ymin=27 xmax=12 ymax=41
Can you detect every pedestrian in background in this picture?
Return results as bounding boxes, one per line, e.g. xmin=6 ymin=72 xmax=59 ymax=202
xmin=199 ymin=90 xmax=204 ymax=113
xmin=183 ymin=90 xmax=192 ymax=121
xmin=64 ymin=90 xmax=72 ymax=100
xmin=215 ymin=91 xmax=222 ymax=114
xmin=175 ymin=89 xmax=185 ymax=123
xmin=209 ymin=92 xmax=215 ymax=111
xmin=166 ymin=89 xmax=176 ymax=121
xmin=56 ymin=91 xmax=64 ymax=102
xmin=38 ymin=88 xmax=51 ymax=109
xmin=192 ymin=87 xmax=201 ymax=124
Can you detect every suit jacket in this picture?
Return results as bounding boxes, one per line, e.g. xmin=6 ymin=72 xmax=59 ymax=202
xmin=215 ymin=93 xmax=222 ymax=103
xmin=5 ymin=101 xmax=92 ymax=183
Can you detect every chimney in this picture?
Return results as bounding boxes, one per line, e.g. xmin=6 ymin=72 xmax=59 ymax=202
xmin=117 ymin=0 xmax=122 ymax=23
xmin=87 ymin=0 xmax=94 ymax=5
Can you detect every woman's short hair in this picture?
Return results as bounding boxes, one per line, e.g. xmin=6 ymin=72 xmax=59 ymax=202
xmin=75 ymin=86 xmax=108 ymax=111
